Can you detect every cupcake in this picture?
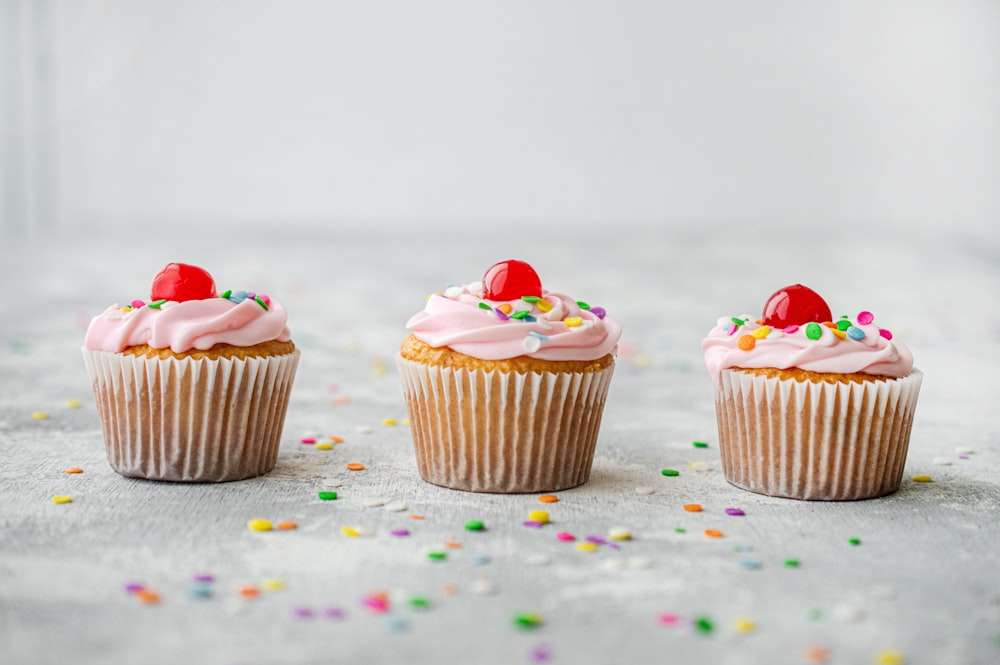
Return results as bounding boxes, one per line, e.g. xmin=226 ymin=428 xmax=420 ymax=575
xmin=397 ymin=259 xmax=621 ymax=493
xmin=702 ymin=284 xmax=922 ymax=500
xmin=82 ymin=263 xmax=300 ymax=482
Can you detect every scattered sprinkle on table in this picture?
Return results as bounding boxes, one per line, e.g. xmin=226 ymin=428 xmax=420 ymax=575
xmin=692 ymin=441 xmax=709 ymax=448
xmin=873 ymin=648 xmax=905 ymax=665
xmin=409 ymin=596 xmax=431 ymax=610
xmin=690 ymin=461 xmax=711 ymax=471
xmin=739 ymin=560 xmax=762 ymax=570
xmin=694 ymin=616 xmax=714 ymax=634
xmin=427 ymin=551 xmax=447 ymax=562
xmin=537 ymin=494 xmax=558 ymax=503
xmin=731 ymin=617 xmax=756 ymax=633
xmin=276 ymin=521 xmax=298 ymax=530
xmin=238 ymin=586 xmax=261 ymax=598
xmin=323 ymin=479 xmax=343 ymax=488
xmin=465 ymin=520 xmax=485 ymax=531
xmin=513 ymin=612 xmax=544 ymax=629
xmin=329 ymin=435 xmax=344 ymax=443
xmin=608 ymin=527 xmax=631 ymax=541
xmin=66 ymin=399 xmax=82 ymax=408
xmin=248 ymin=519 xmax=273 ymax=532
xmin=382 ymin=418 xmax=397 ymax=426
xmin=341 ymin=526 xmax=363 ymax=537
xmin=849 ymin=537 xmax=861 ymax=546
xmin=346 ymin=463 xmax=366 ymax=471
xmin=634 ymin=486 xmax=655 ymax=495
xmin=528 ymin=510 xmax=549 ymax=524
xmin=64 ymin=468 xmax=83 ymax=474
xmin=661 ymin=469 xmax=680 ymax=477
xmin=724 ymin=508 xmax=745 ymax=516
xmin=355 ymin=425 xmax=374 ymax=435
xmin=315 ymin=443 xmax=333 ymax=450
xmin=363 ymin=498 xmax=386 ymax=508
xmin=51 ymin=495 xmax=72 ymax=505
xmin=318 ymin=491 xmax=338 ymax=501
xmin=912 ymin=475 xmax=933 ymax=482
xmin=683 ymin=503 xmax=702 ymax=512
xmin=385 ymin=502 xmax=407 ymax=512
xmin=804 ymin=645 xmax=829 ymax=662
xmin=262 ymin=578 xmax=285 ymax=591
xmin=674 ymin=527 xmax=687 ymax=534
xmin=32 ymin=412 xmax=49 ymax=420
xmin=784 ymin=559 xmax=801 ymax=568
xmin=556 ymin=532 xmax=576 ymax=542
xmin=576 ymin=542 xmax=598 ymax=552
xmin=300 ymin=437 xmax=317 ymax=444
xmin=135 ymin=589 xmax=161 ymax=604
xmin=704 ymin=529 xmax=724 ymax=539
xmin=390 ymin=529 xmax=410 ymax=537
xmin=932 ymin=457 xmax=952 ymax=466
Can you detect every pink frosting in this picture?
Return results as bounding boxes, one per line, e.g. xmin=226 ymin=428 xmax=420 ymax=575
xmin=84 ymin=298 xmax=292 ymax=353
xmin=702 ymin=316 xmax=914 ymax=386
xmin=406 ymin=281 xmax=621 ymax=362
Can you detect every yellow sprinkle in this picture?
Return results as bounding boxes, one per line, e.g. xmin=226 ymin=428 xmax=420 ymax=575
xmin=528 ymin=510 xmax=549 ymax=524
xmin=341 ymin=526 xmax=360 ymax=537
xmin=32 ymin=412 xmax=49 ymax=420
xmin=382 ymin=418 xmax=398 ymax=426
xmin=732 ymin=617 xmax=757 ymax=633
xmin=912 ymin=475 xmax=933 ymax=483
xmin=608 ymin=527 xmax=631 ymax=541
xmin=248 ymin=519 xmax=273 ymax=532
xmin=634 ymin=354 xmax=653 ymax=369
xmin=51 ymin=495 xmax=72 ymax=505
xmin=750 ymin=326 xmax=771 ymax=339
xmin=565 ymin=317 xmax=583 ymax=327
xmin=831 ymin=328 xmax=847 ymax=340
xmin=119 ymin=306 xmax=131 ymax=313
xmin=65 ymin=399 xmax=82 ymax=408
xmin=262 ymin=578 xmax=285 ymax=591
xmin=402 ymin=418 xmax=410 ymax=426
xmin=576 ymin=542 xmax=599 ymax=552
xmin=536 ymin=298 xmax=553 ymax=313
xmin=315 ymin=442 xmax=333 ymax=450
xmin=873 ymin=649 xmax=905 ymax=665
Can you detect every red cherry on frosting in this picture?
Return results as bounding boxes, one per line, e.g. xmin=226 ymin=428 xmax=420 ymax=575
xmin=482 ymin=259 xmax=543 ymax=301
xmin=761 ymin=284 xmax=832 ymax=328
xmin=150 ymin=263 xmax=218 ymax=302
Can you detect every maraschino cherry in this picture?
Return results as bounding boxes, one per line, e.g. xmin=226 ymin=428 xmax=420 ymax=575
xmin=482 ymin=260 xmax=542 ymax=301
xmin=150 ymin=263 xmax=218 ymax=302
xmin=761 ymin=284 xmax=832 ymax=328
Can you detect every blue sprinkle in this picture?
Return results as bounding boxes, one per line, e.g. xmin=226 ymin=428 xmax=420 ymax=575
xmin=523 ymin=315 xmax=537 ymax=323
xmin=847 ymin=326 xmax=866 ymax=340
xmin=229 ymin=289 xmax=249 ymax=303
xmin=384 ymin=616 xmax=408 ymax=633
xmin=472 ymin=554 xmax=492 ymax=565
xmin=190 ymin=585 xmax=213 ymax=599
xmin=528 ymin=331 xmax=548 ymax=341
xmin=739 ymin=560 xmax=762 ymax=570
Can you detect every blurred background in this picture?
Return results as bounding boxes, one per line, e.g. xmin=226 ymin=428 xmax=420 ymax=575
xmin=2 ymin=0 xmax=998 ymax=245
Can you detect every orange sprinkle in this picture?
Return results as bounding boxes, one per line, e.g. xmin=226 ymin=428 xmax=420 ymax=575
xmin=704 ymin=529 xmax=724 ymax=538
xmin=444 ymin=541 xmax=463 ymax=549
xmin=683 ymin=503 xmax=703 ymax=512
xmin=329 ymin=435 xmax=344 ymax=443
xmin=64 ymin=467 xmax=84 ymax=474
xmin=538 ymin=495 xmax=559 ymax=503
xmin=410 ymin=514 xmax=425 ymax=520
xmin=804 ymin=645 xmax=829 ymax=662
xmin=276 ymin=521 xmax=298 ymax=530
xmin=498 ymin=303 xmax=513 ymax=315
xmin=238 ymin=586 xmax=261 ymax=598
xmin=332 ymin=396 xmax=351 ymax=405
xmin=442 ymin=584 xmax=457 ymax=596
xmin=346 ymin=463 xmax=365 ymax=471
xmin=737 ymin=335 xmax=756 ymax=351
xmin=822 ymin=321 xmax=838 ymax=329
xmin=135 ymin=589 xmax=160 ymax=604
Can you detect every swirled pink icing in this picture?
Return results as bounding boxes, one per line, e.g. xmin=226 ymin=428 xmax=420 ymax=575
xmin=84 ymin=298 xmax=292 ymax=353
xmin=702 ymin=314 xmax=913 ymax=386
xmin=406 ymin=281 xmax=621 ymax=362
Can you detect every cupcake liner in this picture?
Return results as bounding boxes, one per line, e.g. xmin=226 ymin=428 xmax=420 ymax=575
xmin=714 ymin=368 xmax=922 ymax=500
xmin=397 ymin=356 xmax=615 ymax=493
xmin=82 ymin=348 xmax=300 ymax=482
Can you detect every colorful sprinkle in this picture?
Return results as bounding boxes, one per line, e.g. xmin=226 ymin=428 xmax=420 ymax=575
xmin=528 ymin=510 xmax=550 ymax=524
xmin=704 ymin=529 xmax=724 ymax=539
xmin=498 ymin=303 xmax=513 ymax=315
xmin=536 ymin=299 xmax=553 ymax=313
xmin=538 ymin=495 xmax=558 ymax=503
xmin=65 ymin=399 xmax=82 ymax=408
xmin=683 ymin=504 xmax=702 ymax=512
xmin=661 ymin=469 xmax=680 ymax=477
xmin=849 ymin=537 xmax=862 ymax=546
xmin=64 ymin=468 xmax=83 ymax=474
xmin=873 ymin=649 xmax=905 ymax=665
xmin=318 ymin=491 xmax=338 ymax=501
xmin=564 ymin=317 xmax=583 ymax=327
xmin=879 ymin=328 xmax=893 ymax=340
xmin=51 ymin=495 xmax=72 ymax=505
xmin=739 ymin=560 xmax=762 ymax=570
xmin=731 ymin=617 xmax=757 ymax=633
xmin=857 ymin=311 xmax=874 ymax=325
xmin=315 ymin=442 xmax=333 ymax=450
xmin=556 ymin=532 xmax=576 ymax=542
xmin=750 ymin=326 xmax=770 ymax=339
xmin=912 ymin=475 xmax=932 ymax=482
xmin=692 ymin=441 xmax=709 ymax=448
xmin=300 ymin=437 xmax=317 ymax=444
xmin=465 ymin=520 xmax=485 ymax=531
xmin=737 ymin=334 xmax=756 ymax=351
xmin=784 ymin=559 xmax=801 ymax=568
xmin=590 ymin=307 xmax=606 ymax=319
xmin=576 ymin=542 xmax=598 ymax=552
xmin=390 ymin=529 xmax=410 ymax=537
xmin=694 ymin=616 xmax=714 ymax=634
xmin=478 ymin=302 xmax=492 ymax=310
xmin=427 ymin=551 xmax=447 ymax=562
xmin=346 ymin=463 xmax=366 ymax=471
xmin=805 ymin=322 xmax=823 ymax=340
xmin=276 ymin=521 xmax=298 ymax=530
xmin=248 ymin=519 xmax=273 ymax=531
xmin=847 ymin=326 xmax=866 ymax=340
xmin=725 ymin=508 xmax=745 ymax=516
xmin=608 ymin=527 xmax=631 ymax=541
xmin=32 ymin=412 xmax=49 ymax=420
xmin=513 ymin=612 xmax=544 ymax=629
xmin=577 ymin=301 xmax=591 ymax=310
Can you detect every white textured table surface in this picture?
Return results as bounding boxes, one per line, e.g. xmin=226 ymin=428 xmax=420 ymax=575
xmin=1 ymin=223 xmax=998 ymax=665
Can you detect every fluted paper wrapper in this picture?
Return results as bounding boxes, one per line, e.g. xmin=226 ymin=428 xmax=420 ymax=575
xmin=397 ymin=356 xmax=614 ymax=493
xmin=83 ymin=348 xmax=300 ymax=482
xmin=714 ymin=368 xmax=922 ymax=500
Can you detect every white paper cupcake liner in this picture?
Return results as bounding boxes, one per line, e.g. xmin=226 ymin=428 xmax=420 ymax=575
xmin=397 ymin=356 xmax=615 ymax=493
xmin=714 ymin=368 xmax=922 ymax=500
xmin=83 ymin=348 xmax=300 ymax=482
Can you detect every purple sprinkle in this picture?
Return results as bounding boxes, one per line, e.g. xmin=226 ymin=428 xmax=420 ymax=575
xmin=530 ymin=643 xmax=552 ymax=662
xmin=293 ymin=607 xmax=314 ymax=619
xmin=390 ymin=529 xmax=410 ymax=537
xmin=585 ymin=535 xmax=606 ymax=545
xmin=590 ymin=307 xmax=606 ymax=319
xmin=324 ymin=607 xmax=345 ymax=619
xmin=523 ymin=520 xmax=543 ymax=528
xmin=124 ymin=583 xmax=144 ymax=594
xmin=607 ymin=543 xmax=621 ymax=551
xmin=494 ymin=308 xmax=509 ymax=321
xmin=192 ymin=574 xmax=215 ymax=583
xmin=959 ymin=455 xmax=970 ymax=460
xmin=725 ymin=508 xmax=746 ymax=516
xmin=247 ymin=292 xmax=256 ymax=299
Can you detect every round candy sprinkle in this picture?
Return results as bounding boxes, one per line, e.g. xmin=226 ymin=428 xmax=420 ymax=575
xmin=912 ymin=475 xmax=933 ymax=482
xmin=528 ymin=510 xmax=550 ymax=524
xmin=513 ymin=612 xmax=544 ymax=629
xmin=262 ymin=578 xmax=285 ymax=591
xmin=725 ymin=508 xmax=745 ymax=516
xmin=315 ymin=443 xmax=333 ymax=450
xmin=64 ymin=468 xmax=83 ymax=474
xmin=523 ymin=520 xmax=543 ymax=528
xmin=692 ymin=441 xmax=709 ymax=448
xmin=465 ymin=520 xmax=485 ymax=531
xmin=608 ymin=527 xmax=631 ymax=541
xmin=318 ymin=491 xmax=338 ymax=501
xmin=879 ymin=328 xmax=893 ymax=340
xmin=704 ymin=529 xmax=724 ymax=539
xmin=300 ymin=437 xmax=317 ymax=444
xmin=737 ymin=334 xmax=755 ymax=351
xmin=565 ymin=317 xmax=583 ymax=327
xmin=51 ymin=495 xmax=72 ymax=505
xmin=694 ymin=616 xmax=714 ymax=634
xmin=873 ymin=649 xmax=905 ymax=665
xmin=523 ymin=336 xmax=542 ymax=353
xmin=849 ymin=537 xmax=861 ymax=546
xmin=65 ymin=399 xmax=82 ymax=408
xmin=739 ymin=560 xmax=762 ymax=570
xmin=538 ymin=495 xmax=558 ymax=503
xmin=590 ymin=307 xmax=606 ymax=319
xmin=427 ymin=551 xmax=447 ymax=562
xmin=661 ymin=469 xmax=680 ymax=477
xmin=805 ymin=322 xmax=823 ymax=340
xmin=634 ymin=486 xmax=656 ymax=495
xmin=857 ymin=310 xmax=874 ymax=325
xmin=804 ymin=645 xmax=830 ymax=662
xmin=847 ymin=326 xmax=866 ymax=340
xmin=346 ymin=463 xmax=366 ymax=471
xmin=276 ymin=521 xmax=298 ymax=530
xmin=555 ymin=532 xmax=576 ymax=542
xmin=248 ymin=519 xmax=273 ymax=531
xmin=576 ymin=542 xmax=598 ymax=552
xmin=683 ymin=504 xmax=702 ymax=512
xmin=750 ymin=326 xmax=770 ymax=339
xmin=732 ymin=617 xmax=756 ymax=633
xmin=784 ymin=559 xmax=801 ymax=568
xmin=32 ymin=412 xmax=49 ymax=420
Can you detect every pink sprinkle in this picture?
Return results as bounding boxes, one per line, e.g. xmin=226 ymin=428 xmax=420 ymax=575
xmin=130 ymin=299 xmax=145 ymax=309
xmin=555 ymin=532 xmax=576 ymax=542
xmin=784 ymin=325 xmax=799 ymax=334
xmin=726 ymin=323 xmax=738 ymax=336
xmin=362 ymin=597 xmax=389 ymax=613
xmin=657 ymin=612 xmax=682 ymax=626
xmin=857 ymin=311 xmax=874 ymax=325
xmin=260 ymin=295 xmax=271 ymax=305
xmin=300 ymin=437 xmax=317 ymax=444
xmin=879 ymin=328 xmax=893 ymax=340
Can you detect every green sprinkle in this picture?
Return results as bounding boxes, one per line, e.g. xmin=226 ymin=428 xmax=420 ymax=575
xmin=848 ymin=537 xmax=861 ymax=546
xmin=318 ymin=491 xmax=338 ymax=501
xmin=511 ymin=310 xmax=530 ymax=320
xmin=674 ymin=527 xmax=687 ymax=534
xmin=661 ymin=469 xmax=680 ymax=477
xmin=409 ymin=596 xmax=431 ymax=610
xmin=255 ymin=295 xmax=269 ymax=310
xmin=730 ymin=317 xmax=745 ymax=327
xmin=427 ymin=551 xmax=447 ymax=562
xmin=512 ymin=612 xmax=543 ymax=629
xmin=147 ymin=300 xmax=167 ymax=309
xmin=784 ymin=559 xmax=801 ymax=568
xmin=521 ymin=296 xmax=541 ymax=303
xmin=694 ymin=616 xmax=714 ymax=634
xmin=220 ymin=290 xmax=232 ymax=299
xmin=805 ymin=322 xmax=823 ymax=340
xmin=692 ymin=441 xmax=709 ymax=449
xmin=464 ymin=520 xmax=485 ymax=531
xmin=576 ymin=301 xmax=591 ymax=310
xmin=808 ymin=608 xmax=823 ymax=621
xmin=478 ymin=302 xmax=491 ymax=310
xmin=836 ymin=319 xmax=852 ymax=331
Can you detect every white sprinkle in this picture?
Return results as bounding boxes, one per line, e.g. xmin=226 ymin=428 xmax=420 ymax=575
xmin=526 ymin=554 xmax=551 ymax=566
xmin=832 ymin=604 xmax=865 ymax=623
xmin=385 ymin=502 xmax=408 ymax=512
xmin=302 ymin=431 xmax=323 ymax=439
xmin=471 ymin=578 xmax=496 ymax=595
xmin=608 ymin=527 xmax=632 ymax=541
xmin=363 ymin=498 xmax=386 ymax=508
xmin=932 ymin=457 xmax=952 ymax=466
xmin=634 ymin=486 xmax=656 ymax=495
xmin=355 ymin=425 xmax=375 ymax=435
xmin=523 ymin=336 xmax=542 ymax=353
xmin=716 ymin=316 xmax=731 ymax=328
xmin=602 ymin=559 xmax=628 ymax=571
xmin=444 ymin=286 xmax=464 ymax=298
xmin=955 ymin=446 xmax=974 ymax=455
xmin=628 ymin=557 xmax=653 ymax=570
xmin=691 ymin=461 xmax=711 ymax=472
xmin=322 ymin=479 xmax=343 ymax=488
